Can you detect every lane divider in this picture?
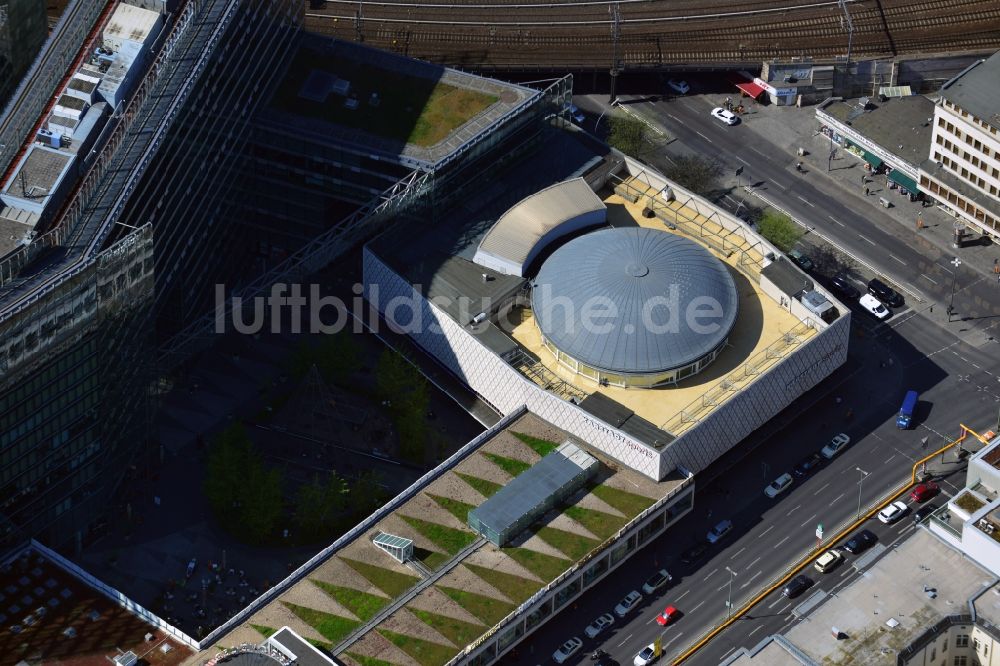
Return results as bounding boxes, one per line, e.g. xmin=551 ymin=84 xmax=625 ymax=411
xmin=669 ymin=426 xmax=973 ymax=665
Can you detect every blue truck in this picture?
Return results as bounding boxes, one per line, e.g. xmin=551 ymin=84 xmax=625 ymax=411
xmin=896 ymin=390 xmax=918 ymax=429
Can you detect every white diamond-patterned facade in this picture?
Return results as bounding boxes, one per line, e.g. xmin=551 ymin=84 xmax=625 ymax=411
xmin=363 ymin=248 xmax=849 ymax=481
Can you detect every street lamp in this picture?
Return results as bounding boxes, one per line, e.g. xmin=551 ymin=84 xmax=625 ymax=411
xmin=595 ymin=99 xmax=620 ymax=133
xmin=725 ymin=566 xmax=737 ymax=620
xmin=947 ymin=256 xmax=962 ymax=321
xmin=856 ymin=467 xmax=869 ymax=520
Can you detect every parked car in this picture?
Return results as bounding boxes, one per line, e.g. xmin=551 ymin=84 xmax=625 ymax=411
xmin=843 ymin=529 xmax=877 ymax=554
xmin=642 ymin=569 xmax=673 ymax=594
xmin=814 ymin=549 xmax=844 ymax=573
xmin=680 ymin=542 xmax=709 ymax=564
xmin=765 ymin=472 xmax=794 ymax=498
xmin=859 ymin=293 xmax=890 ymax=320
xmin=655 ymin=605 xmax=681 ymax=626
xmin=633 ymin=644 xmax=658 ymax=666
xmin=707 ymin=519 xmax=734 ymax=544
xmin=820 ymin=433 xmax=851 ymax=459
xmin=878 ymin=500 xmax=909 ymax=524
xmin=911 ymin=481 xmax=940 ymax=503
xmin=710 ymin=107 xmax=738 ymax=125
xmin=783 ymin=574 xmax=813 ymax=598
xmin=913 ymin=503 xmax=939 ymax=525
xmin=585 ymin=613 xmax=615 ymax=639
xmin=666 ymin=79 xmax=690 ymax=94
xmin=793 ymin=452 xmax=824 ymax=478
xmin=565 ymin=104 xmax=585 ymax=123
xmin=829 ymin=275 xmax=860 ymax=300
xmin=553 ymin=638 xmax=583 ymax=664
xmin=614 ymin=590 xmax=643 ymax=618
xmin=787 ymin=249 xmax=815 ymax=272
xmin=868 ymin=278 xmax=904 ymax=308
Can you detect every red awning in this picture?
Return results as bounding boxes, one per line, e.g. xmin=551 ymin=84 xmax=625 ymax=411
xmin=735 ymin=81 xmax=766 ymax=98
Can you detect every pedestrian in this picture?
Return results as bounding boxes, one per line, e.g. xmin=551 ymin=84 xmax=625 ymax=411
xmin=864 ymin=185 xmax=870 ymax=196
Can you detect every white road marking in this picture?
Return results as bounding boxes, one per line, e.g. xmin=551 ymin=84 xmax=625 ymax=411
xmin=747 ymin=556 xmax=762 ymax=568
xmin=663 ymin=632 xmax=684 ymax=648
xmin=813 ymin=482 xmax=830 ymax=496
xmin=921 ymin=273 xmax=938 ymax=284
xmin=731 ymin=547 xmax=746 ymax=559
xmin=797 ymin=195 xmax=815 ymax=207
xmin=749 ymin=147 xmax=768 ymax=158
xmin=800 ymin=513 xmax=818 ymax=527
xmin=832 ymin=493 xmax=846 ymax=503
xmin=696 ymin=131 xmax=714 ymax=144
xmin=760 ymin=525 xmax=774 ymax=537
xmin=786 ymin=504 xmax=801 ymax=516
xmin=768 ymin=596 xmax=783 ymax=610
xmin=740 ymin=570 xmax=763 ymax=588
xmin=748 ymin=626 xmax=763 ymax=637
xmin=737 ymin=156 xmax=750 ymax=165
xmin=774 ymin=535 xmax=790 ymax=549
xmin=720 ymin=647 xmax=736 ymax=660
xmin=703 ymin=568 xmax=719 ymax=581
xmin=858 ymin=234 xmax=876 ymax=246
xmin=690 ymin=600 xmax=705 ymax=613
xmin=840 ymin=568 xmax=853 ymax=577
xmin=885 ymin=454 xmax=896 ymax=464
xmin=617 ymin=633 xmax=633 ymax=647
xmin=889 ymin=254 xmax=906 ymax=265
xmin=675 ymin=590 xmax=690 ymax=602
xmin=665 ymin=113 xmax=681 ymax=122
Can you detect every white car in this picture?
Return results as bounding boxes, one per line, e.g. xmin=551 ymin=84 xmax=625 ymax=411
xmin=820 ymin=433 xmax=851 ymax=459
xmin=710 ymin=107 xmax=738 ymax=125
xmin=566 ymin=104 xmax=585 ymax=123
xmin=614 ymin=590 xmax=642 ymax=617
xmin=878 ymin=500 xmax=909 ymax=524
xmin=634 ymin=643 xmax=658 ymax=666
xmin=859 ymin=293 xmax=890 ymax=319
xmin=814 ymin=549 xmax=844 ymax=573
xmin=764 ymin=472 xmax=794 ymax=498
xmin=553 ymin=637 xmax=583 ymax=664
xmin=667 ymin=79 xmax=690 ymax=94
xmin=642 ymin=569 xmax=673 ymax=594
xmin=584 ymin=613 xmax=614 ymax=639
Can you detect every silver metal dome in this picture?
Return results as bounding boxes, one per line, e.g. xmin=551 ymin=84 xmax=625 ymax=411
xmin=531 ymin=227 xmax=738 ymax=379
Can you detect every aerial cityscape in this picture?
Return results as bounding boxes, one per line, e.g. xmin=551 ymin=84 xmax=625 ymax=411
xmin=0 ymin=0 xmax=999 ymax=665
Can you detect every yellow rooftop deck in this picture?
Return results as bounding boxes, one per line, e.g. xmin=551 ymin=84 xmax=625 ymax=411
xmin=506 ymin=182 xmax=815 ymax=437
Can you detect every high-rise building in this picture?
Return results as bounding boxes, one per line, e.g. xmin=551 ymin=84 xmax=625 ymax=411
xmin=0 ymin=0 xmax=48 ymax=109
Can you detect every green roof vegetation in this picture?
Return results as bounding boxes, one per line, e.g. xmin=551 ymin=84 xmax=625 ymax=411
xmin=307 ymin=636 xmax=334 ymax=652
xmin=463 ymin=563 xmax=539 ymax=604
xmin=438 ymin=586 xmax=515 ymax=626
xmin=400 ymin=514 xmax=479 ymax=555
xmin=341 ymin=557 xmax=421 ymax=598
xmin=482 ymin=452 xmax=532 ymax=478
xmin=251 ymin=624 xmax=276 ymax=638
xmin=512 ymin=432 xmax=559 ymax=457
xmin=413 ymin=546 xmax=449 ymax=571
xmin=311 ymin=579 xmax=388 ymax=622
xmin=410 ymin=607 xmax=484 ymax=647
xmin=564 ymin=505 xmax=627 ymax=540
xmin=379 ymin=629 xmax=458 ymax=666
xmin=282 ymin=601 xmax=359 ymax=644
xmin=536 ymin=526 xmax=600 ymax=560
xmin=428 ymin=494 xmax=477 ymax=525
xmin=455 ymin=472 xmax=503 ymax=499
xmin=591 ymin=484 xmax=655 ymax=517
xmin=955 ymin=492 xmax=986 ymax=514
xmin=346 ymin=653 xmax=396 ymax=666
xmin=503 ymin=547 xmax=571 ymax=582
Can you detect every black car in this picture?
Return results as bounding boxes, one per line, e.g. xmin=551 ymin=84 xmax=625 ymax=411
xmin=868 ymin=278 xmax=904 ymax=308
xmin=829 ymin=275 xmax=860 ymax=300
xmin=843 ymin=529 xmax=877 ymax=554
xmin=793 ymin=452 xmax=824 ymax=478
xmin=680 ymin=542 xmax=709 ymax=564
xmin=913 ymin=503 xmax=939 ymax=525
xmin=783 ymin=574 xmax=813 ymax=598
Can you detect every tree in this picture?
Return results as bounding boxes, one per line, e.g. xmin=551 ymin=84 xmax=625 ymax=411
xmin=350 ymin=471 xmax=387 ymax=522
xmin=757 ymin=210 xmax=803 ymax=253
xmin=294 ymin=472 xmax=349 ymax=540
xmin=659 ymin=155 xmax=724 ymax=198
xmin=316 ymin=330 xmax=362 ymax=386
xmin=203 ymin=424 xmax=252 ymax=523
xmin=241 ymin=463 xmax=284 ymax=544
xmin=376 ymin=350 xmax=430 ymax=463
xmin=606 ymin=114 xmax=648 ymax=158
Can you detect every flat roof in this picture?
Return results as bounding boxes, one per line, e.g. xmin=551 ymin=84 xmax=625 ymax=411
xmin=940 ymin=52 xmax=1000 ymax=132
xmin=761 ymin=257 xmax=813 ymax=297
xmin=820 ymin=95 xmax=935 ymax=168
xmin=2 ymin=145 xmax=73 ymax=201
xmin=201 ymin=411 xmax=686 ymax=665
xmin=104 ymin=3 xmax=161 ymax=45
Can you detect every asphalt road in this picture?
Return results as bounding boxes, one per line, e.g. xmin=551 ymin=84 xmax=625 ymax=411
xmin=503 ymin=90 xmax=1000 ymax=666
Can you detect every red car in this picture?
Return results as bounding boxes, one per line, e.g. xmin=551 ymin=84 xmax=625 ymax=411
xmin=910 ymin=481 xmax=940 ymax=503
xmin=655 ymin=605 xmax=680 ymax=626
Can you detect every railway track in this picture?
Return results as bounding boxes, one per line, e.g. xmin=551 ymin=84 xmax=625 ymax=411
xmin=304 ymin=0 xmax=1000 ymax=67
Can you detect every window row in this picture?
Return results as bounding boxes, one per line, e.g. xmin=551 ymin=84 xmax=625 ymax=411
xmin=922 ymin=174 xmax=1000 ymax=233
xmin=933 ymin=151 xmax=1000 ymax=198
xmin=935 ymin=135 xmax=1000 ymax=179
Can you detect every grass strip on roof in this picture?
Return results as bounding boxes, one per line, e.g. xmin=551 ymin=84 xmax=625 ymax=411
xmin=564 ymin=505 xmax=627 ymax=540
xmin=463 ymin=563 xmax=539 ymax=604
xmin=251 ymin=624 xmax=276 ymax=638
xmin=482 ymin=452 xmax=532 ymax=478
xmin=503 ymin=546 xmax=572 ymax=582
xmin=455 ymin=472 xmax=503 ymax=498
xmin=307 ymin=636 xmax=334 ymax=652
xmin=536 ymin=526 xmax=600 ymax=560
xmin=311 ymin=579 xmax=387 ymax=622
xmin=591 ymin=484 xmax=655 ymax=518
xmin=413 ymin=546 xmax=449 ymax=571
xmin=400 ymin=514 xmax=478 ymax=555
xmin=428 ymin=494 xmax=477 ymax=525
xmin=438 ymin=586 xmax=515 ymax=626
xmin=346 ymin=653 xmax=397 ymax=666
xmin=379 ymin=629 xmax=458 ymax=666
xmin=410 ymin=607 xmax=484 ymax=648
xmin=341 ymin=557 xmax=420 ymax=598
xmin=282 ymin=601 xmax=359 ymax=644
xmin=512 ymin=432 xmax=559 ymax=457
